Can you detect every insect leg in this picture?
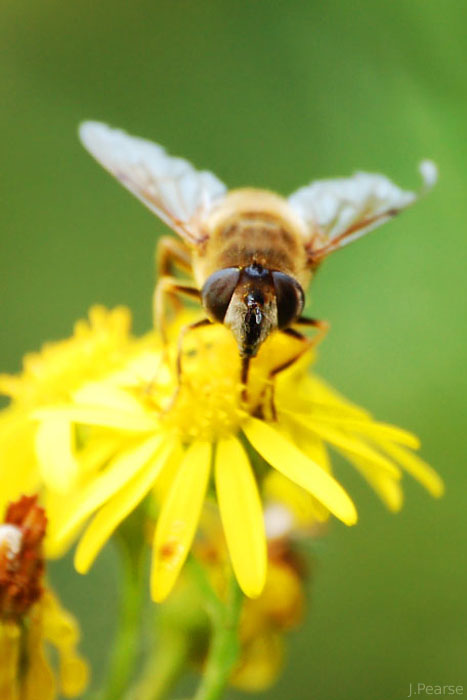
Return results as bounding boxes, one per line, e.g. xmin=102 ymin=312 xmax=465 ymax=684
xmin=176 ymin=318 xmax=213 ymax=381
xmin=161 ymin=318 xmax=212 ymax=412
xmin=148 ymin=306 xmax=210 ymax=412
xmin=268 ymin=318 xmax=328 ymax=378
xmin=295 ymin=316 xmax=330 ymax=347
xmin=156 ymin=236 xmax=192 ymax=277
xmin=262 ymin=318 xmax=329 ymax=419
xmin=153 ymin=276 xmax=201 ymax=343
xmin=154 ymin=237 xmax=194 ymax=320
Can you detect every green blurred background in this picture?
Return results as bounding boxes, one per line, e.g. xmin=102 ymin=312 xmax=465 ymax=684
xmin=1 ymin=1 xmax=466 ymax=698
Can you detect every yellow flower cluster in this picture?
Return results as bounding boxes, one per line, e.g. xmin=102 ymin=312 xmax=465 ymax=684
xmin=0 ymin=306 xmax=443 ymax=605
xmin=0 ymin=306 xmax=134 ymax=509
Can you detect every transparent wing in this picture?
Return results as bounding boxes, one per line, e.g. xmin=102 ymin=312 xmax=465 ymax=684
xmin=288 ymin=161 xmax=438 ymax=260
xmin=79 ymin=121 xmax=227 ymax=246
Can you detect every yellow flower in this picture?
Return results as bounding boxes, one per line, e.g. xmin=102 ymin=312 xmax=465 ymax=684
xmin=35 ymin=320 xmax=443 ymax=603
xmin=0 ymin=496 xmax=88 ymax=699
xmin=0 ymin=592 xmax=89 ymax=700
xmin=231 ymin=551 xmax=305 ymax=691
xmin=0 ymin=305 xmax=133 ymax=408
xmin=0 ymin=306 xmax=136 ymax=506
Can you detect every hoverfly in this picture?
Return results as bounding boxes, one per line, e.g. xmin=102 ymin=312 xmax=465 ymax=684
xmin=79 ymin=122 xmax=436 ymax=382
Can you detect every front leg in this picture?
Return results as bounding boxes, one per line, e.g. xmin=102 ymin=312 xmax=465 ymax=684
xmin=259 ymin=317 xmax=330 ymax=420
xmin=270 ymin=316 xmax=330 ymax=378
xmin=176 ymin=318 xmax=213 ymax=381
xmin=154 ymin=236 xmax=194 ymax=319
xmin=151 ymin=279 xmax=210 ymax=408
xmin=159 ymin=318 xmax=213 ymax=411
xmin=295 ymin=315 xmax=330 ymax=345
xmin=153 ymin=275 xmax=201 ymax=343
xmin=156 ymin=235 xmax=192 ymax=278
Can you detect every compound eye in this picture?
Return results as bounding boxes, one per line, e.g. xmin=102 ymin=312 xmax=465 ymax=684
xmin=272 ymin=271 xmax=304 ymax=329
xmin=201 ymin=268 xmax=241 ymax=322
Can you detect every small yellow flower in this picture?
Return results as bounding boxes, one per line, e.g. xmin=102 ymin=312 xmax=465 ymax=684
xmin=0 ymin=306 xmax=136 ymax=506
xmin=34 ymin=320 xmax=443 ymax=603
xmin=0 ymin=306 xmax=132 ymax=408
xmin=231 ymin=551 xmax=305 ymax=691
xmin=0 ymin=592 xmax=89 ymax=700
xmin=0 ymin=496 xmax=88 ymax=700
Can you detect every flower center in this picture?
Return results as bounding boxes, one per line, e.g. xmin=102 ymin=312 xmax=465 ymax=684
xmin=161 ymin=328 xmax=246 ymax=441
xmin=139 ymin=323 xmax=308 ymax=443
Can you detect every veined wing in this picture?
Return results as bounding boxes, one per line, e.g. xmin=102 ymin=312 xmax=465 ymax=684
xmin=79 ymin=121 xmax=227 ymax=246
xmin=288 ymin=161 xmax=437 ymax=261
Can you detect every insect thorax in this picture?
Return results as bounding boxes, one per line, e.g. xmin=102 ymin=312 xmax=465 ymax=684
xmin=194 ymin=210 xmax=309 ymax=288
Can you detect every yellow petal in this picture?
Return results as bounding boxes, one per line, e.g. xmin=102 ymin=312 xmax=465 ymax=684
xmin=382 ymin=442 xmax=444 ymax=497
xmin=41 ymin=591 xmax=80 ymax=646
xmin=59 ymin=654 xmax=89 ymax=698
xmin=289 ymin=416 xmax=403 ymax=512
xmin=264 ymin=471 xmax=330 ymax=526
xmin=23 ymin=613 xmax=55 ymax=700
xmin=33 ymin=406 xmax=157 ymax=432
xmin=75 ymin=439 xmax=176 ymax=573
xmin=72 ymin=382 xmax=145 ymax=414
xmin=78 ymin=434 xmax=122 ymax=477
xmin=35 ymin=416 xmax=78 ymax=492
xmin=288 ymin=375 xmax=371 ymax=420
xmin=349 ymin=456 xmax=404 ymax=511
xmin=52 ymin=435 xmax=163 ymax=548
xmin=292 ymin=414 xmax=401 ymax=479
xmin=309 ymin=416 xmax=420 ymax=450
xmin=0 ymin=622 xmax=20 ymax=698
xmin=41 ymin=591 xmax=89 ymax=697
xmin=280 ymin=416 xmax=331 ymax=472
xmin=243 ymin=418 xmax=357 ymax=526
xmin=215 ymin=436 xmax=267 ymax=598
xmin=0 ymin=410 xmax=39 ymax=509
xmin=151 ymin=441 xmax=211 ymax=602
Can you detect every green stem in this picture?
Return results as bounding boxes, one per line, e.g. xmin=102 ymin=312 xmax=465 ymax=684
xmin=101 ymin=532 xmax=146 ymax=700
xmin=126 ymin=632 xmax=189 ymax=700
xmin=193 ymin=573 xmax=243 ymax=700
xmin=188 ymin=556 xmax=224 ymax=622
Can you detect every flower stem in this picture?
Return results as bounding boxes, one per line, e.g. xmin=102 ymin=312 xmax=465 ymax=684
xmin=193 ymin=572 xmax=243 ymax=700
xmin=101 ymin=522 xmax=147 ymax=700
xmin=126 ymin=631 xmax=189 ymax=700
